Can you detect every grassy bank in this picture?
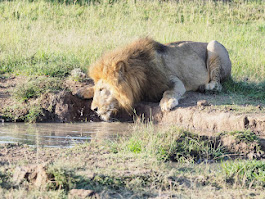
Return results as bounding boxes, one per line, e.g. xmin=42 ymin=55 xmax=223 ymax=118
xmin=0 ymin=124 xmax=264 ymax=198
xmin=0 ymin=0 xmax=264 ymax=82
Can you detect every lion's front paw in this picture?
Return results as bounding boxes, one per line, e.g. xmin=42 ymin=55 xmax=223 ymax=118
xmin=159 ymin=97 xmax=179 ymax=112
xmin=76 ymin=86 xmax=94 ymax=99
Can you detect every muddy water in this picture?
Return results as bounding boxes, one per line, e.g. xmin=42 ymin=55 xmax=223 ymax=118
xmin=0 ymin=122 xmax=130 ymax=148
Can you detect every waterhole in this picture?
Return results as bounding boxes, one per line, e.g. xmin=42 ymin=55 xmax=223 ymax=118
xmin=0 ymin=122 xmax=130 ymax=148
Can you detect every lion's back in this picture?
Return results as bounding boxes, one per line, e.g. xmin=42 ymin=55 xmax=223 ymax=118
xmin=158 ymin=41 xmax=210 ymax=91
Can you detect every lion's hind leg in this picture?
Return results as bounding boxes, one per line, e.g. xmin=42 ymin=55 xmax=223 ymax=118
xmin=205 ymin=40 xmax=231 ymax=92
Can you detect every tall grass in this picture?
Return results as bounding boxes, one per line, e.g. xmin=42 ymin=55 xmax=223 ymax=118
xmin=0 ymin=0 xmax=264 ymax=82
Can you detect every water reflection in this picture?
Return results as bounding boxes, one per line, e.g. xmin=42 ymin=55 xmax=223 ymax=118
xmin=0 ymin=122 xmax=130 ymax=148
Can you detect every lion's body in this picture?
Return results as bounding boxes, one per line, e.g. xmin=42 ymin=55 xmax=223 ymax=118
xmin=84 ymin=38 xmax=231 ymax=121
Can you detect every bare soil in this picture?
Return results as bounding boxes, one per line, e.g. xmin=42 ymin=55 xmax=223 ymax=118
xmin=0 ymin=76 xmax=264 ymax=135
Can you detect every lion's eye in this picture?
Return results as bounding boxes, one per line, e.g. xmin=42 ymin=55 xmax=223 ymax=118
xmin=99 ymin=88 xmax=103 ymax=92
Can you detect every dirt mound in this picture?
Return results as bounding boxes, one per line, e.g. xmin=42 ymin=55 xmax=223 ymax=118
xmin=38 ymin=91 xmax=100 ymax=122
xmin=69 ymin=189 xmax=96 ymax=199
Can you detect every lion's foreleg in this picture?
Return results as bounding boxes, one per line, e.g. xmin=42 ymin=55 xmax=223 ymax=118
xmin=159 ymin=77 xmax=186 ymax=112
xmin=76 ymin=86 xmax=94 ymax=99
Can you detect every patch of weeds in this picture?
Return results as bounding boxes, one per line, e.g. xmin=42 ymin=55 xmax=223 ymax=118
xmin=0 ymin=63 xmax=13 ymax=74
xmin=229 ymin=130 xmax=259 ymax=143
xmin=84 ymin=171 xmax=158 ymax=194
xmin=172 ymin=132 xmax=225 ymax=163
xmin=12 ymin=76 xmax=63 ymax=102
xmin=47 ymin=166 xmax=78 ymax=191
xmin=126 ymin=137 xmax=142 ymax=154
xmin=92 ymin=174 xmax=126 ymax=190
xmin=223 ymin=78 xmax=265 ymax=101
xmin=0 ymin=170 xmax=12 ymax=189
xmin=113 ymin=125 xmax=227 ymax=163
xmin=2 ymin=103 xmax=27 ymax=122
xmin=2 ymin=100 xmax=43 ymax=122
xmin=222 ymin=160 xmax=265 ymax=188
xmin=23 ymin=103 xmax=43 ymax=123
xmin=258 ymin=24 xmax=265 ymax=32
xmin=68 ymin=68 xmax=87 ymax=82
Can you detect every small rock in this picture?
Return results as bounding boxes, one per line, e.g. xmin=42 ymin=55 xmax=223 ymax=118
xmin=69 ymin=68 xmax=87 ymax=82
xmin=247 ymin=152 xmax=255 ymax=160
xmin=197 ymin=100 xmax=210 ymax=107
xmin=243 ymin=77 xmax=249 ymax=82
xmin=13 ymin=164 xmax=49 ymax=187
xmin=69 ymin=189 xmax=95 ymax=199
xmin=256 ymin=105 xmax=262 ymax=110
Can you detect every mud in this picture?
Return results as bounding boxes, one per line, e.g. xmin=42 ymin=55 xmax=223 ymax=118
xmin=0 ymin=77 xmax=264 ymax=135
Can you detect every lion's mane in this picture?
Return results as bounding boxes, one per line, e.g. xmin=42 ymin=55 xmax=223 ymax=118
xmin=89 ymin=38 xmax=170 ymax=112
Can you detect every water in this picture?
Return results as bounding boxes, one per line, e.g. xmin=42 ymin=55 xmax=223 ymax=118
xmin=0 ymin=122 xmax=130 ymax=148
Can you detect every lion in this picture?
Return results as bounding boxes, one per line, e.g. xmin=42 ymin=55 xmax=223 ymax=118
xmin=78 ymin=38 xmax=231 ymax=121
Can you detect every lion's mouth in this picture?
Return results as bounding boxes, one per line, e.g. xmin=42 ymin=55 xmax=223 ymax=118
xmin=96 ymin=110 xmax=114 ymax=122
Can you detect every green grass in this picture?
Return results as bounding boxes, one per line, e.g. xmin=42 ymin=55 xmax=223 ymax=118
xmin=47 ymin=166 xmax=78 ymax=191
xmin=223 ymin=78 xmax=265 ymax=101
xmin=12 ymin=76 xmax=63 ymax=102
xmin=228 ymin=130 xmax=259 ymax=143
xmin=2 ymin=76 xmax=64 ymax=122
xmin=0 ymin=0 xmax=264 ymax=109
xmin=222 ymin=160 xmax=265 ymax=188
xmin=0 ymin=0 xmax=264 ymax=82
xmin=110 ymin=124 xmax=262 ymax=163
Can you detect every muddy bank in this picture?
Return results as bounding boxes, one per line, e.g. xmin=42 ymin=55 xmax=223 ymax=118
xmin=0 ymin=127 xmax=265 ymax=199
xmin=0 ymin=77 xmax=264 ymax=135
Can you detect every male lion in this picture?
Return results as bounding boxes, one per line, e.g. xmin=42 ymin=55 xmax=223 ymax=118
xmin=78 ymin=38 xmax=231 ymax=121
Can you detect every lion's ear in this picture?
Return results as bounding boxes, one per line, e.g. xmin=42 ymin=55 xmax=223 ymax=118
xmin=116 ymin=61 xmax=126 ymax=83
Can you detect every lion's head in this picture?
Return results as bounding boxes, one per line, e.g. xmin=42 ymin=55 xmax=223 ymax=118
xmin=89 ymin=38 xmax=169 ymax=121
xmin=90 ymin=79 xmax=119 ymax=121
xmin=89 ymin=58 xmax=141 ymax=121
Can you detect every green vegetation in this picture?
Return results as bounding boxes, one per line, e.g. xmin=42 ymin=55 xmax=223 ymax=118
xmin=12 ymin=76 xmax=63 ymax=102
xmin=223 ymin=78 xmax=265 ymax=101
xmin=222 ymin=160 xmax=265 ymax=188
xmin=228 ymin=130 xmax=259 ymax=143
xmin=111 ymin=125 xmax=227 ymax=162
xmin=0 ymin=0 xmax=264 ymax=110
xmin=2 ymin=102 xmax=44 ymax=122
xmin=47 ymin=166 xmax=78 ymax=191
xmin=0 ymin=0 xmax=264 ymax=82
xmin=2 ymin=76 xmax=64 ymax=122
xmin=111 ymin=124 xmax=263 ymax=162
xmin=0 ymin=124 xmax=264 ymax=198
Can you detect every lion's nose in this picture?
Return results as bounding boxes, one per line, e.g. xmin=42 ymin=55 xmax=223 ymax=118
xmin=93 ymin=107 xmax=98 ymax=112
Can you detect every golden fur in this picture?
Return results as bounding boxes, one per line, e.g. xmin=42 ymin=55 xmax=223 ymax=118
xmin=81 ymin=38 xmax=231 ymax=121
xmin=89 ymin=38 xmax=170 ymax=112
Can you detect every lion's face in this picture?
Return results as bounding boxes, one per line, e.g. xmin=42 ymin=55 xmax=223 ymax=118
xmin=91 ymin=79 xmax=119 ymax=121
